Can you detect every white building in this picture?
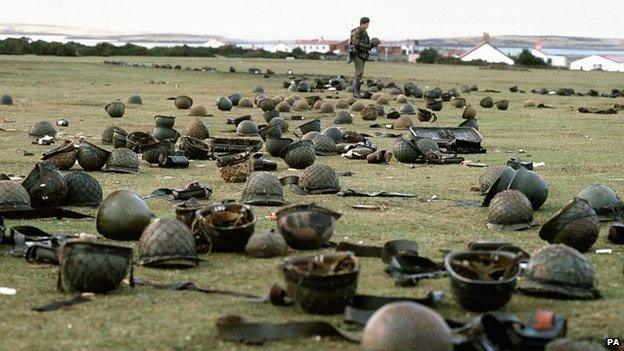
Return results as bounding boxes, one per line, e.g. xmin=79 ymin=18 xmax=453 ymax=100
xmin=460 ymin=42 xmax=514 ymax=65
xmin=531 ymin=48 xmax=567 ymax=67
xmin=268 ymin=42 xmax=293 ymax=53
xmin=295 ymin=38 xmax=337 ymax=54
xmin=570 ymin=55 xmax=624 ymax=72
xmin=203 ymin=38 xmax=226 ymax=48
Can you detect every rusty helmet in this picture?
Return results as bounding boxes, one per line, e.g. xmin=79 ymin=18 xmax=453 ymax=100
xmin=487 ymin=190 xmax=538 ymax=231
xmin=138 ymin=219 xmax=199 ymax=268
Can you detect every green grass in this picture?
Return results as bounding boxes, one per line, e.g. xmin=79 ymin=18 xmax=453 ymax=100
xmin=1 ymin=55 xmax=623 ymax=350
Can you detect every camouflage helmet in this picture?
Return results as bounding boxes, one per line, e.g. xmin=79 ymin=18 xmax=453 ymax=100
xmin=480 ymin=96 xmax=494 ymax=108
xmin=370 ymin=37 xmax=381 ymax=47
xmin=519 ymin=244 xmax=601 ymax=299
xmin=269 ymin=117 xmax=289 ymax=133
xmin=105 ymin=102 xmax=125 ymax=118
xmin=276 ymin=101 xmax=291 ymax=112
xmin=128 ymin=95 xmax=142 ymax=104
xmin=58 ymin=241 xmax=132 ymax=293
xmin=495 ymin=100 xmax=509 ymax=110
xmin=298 ymin=164 xmax=340 ymax=194
xmin=170 ymin=95 xmax=193 ymax=109
xmin=141 ymin=140 xmax=175 ymax=164
xmin=487 ymin=190 xmax=538 ymax=231
xmin=258 ymin=123 xmax=282 ymax=141
xmin=245 ymin=229 xmax=288 ymax=258
xmin=241 ymin=172 xmax=285 ymax=206
xmin=392 ymin=116 xmax=413 ymax=130
xmin=236 ymin=120 xmax=259 ymax=136
xmin=41 ymin=140 xmax=78 ymax=171
xmin=138 ymin=219 xmax=199 ymax=268
xmin=275 ymin=203 xmax=341 ymax=249
xmin=393 ymin=136 xmax=420 ymax=163
xmin=189 ymin=105 xmax=209 ymax=117
xmin=97 ymin=190 xmax=153 ymax=241
xmin=482 ymin=166 xmax=517 ymax=207
xmin=64 ymin=171 xmax=103 ymax=207
xmin=399 ymin=103 xmax=416 ymax=115
xmin=185 ymin=117 xmax=210 ymax=139
xmin=320 ymin=126 xmax=343 ymax=143
xmin=280 ymin=140 xmax=315 ymax=169
xmin=228 ymin=93 xmax=242 ymax=106
xmin=462 ymin=105 xmax=477 ymax=119
xmin=293 ymin=100 xmax=310 ymax=111
xmin=312 ymin=134 xmax=338 ymax=156
xmin=539 ymin=198 xmax=600 ymax=253
xmin=103 ymin=148 xmax=139 ymax=174
xmin=21 ymin=161 xmax=68 ymax=207
xmin=216 ymin=96 xmax=233 ymax=111
xmin=478 ymin=166 xmax=505 ymax=195
xmin=0 ymin=180 xmax=31 ymax=211
xmin=334 ymin=111 xmax=353 ymax=124
xmin=361 ymin=302 xmax=453 ymax=351
xmin=1 ymin=94 xmax=13 ymax=105
xmin=508 ymin=167 xmax=549 ymax=210
xmin=102 ymin=126 xmax=125 ymax=144
xmin=320 ymin=102 xmax=334 ymax=114
xmin=265 ymin=137 xmax=294 ymax=157
xmin=29 ymin=121 xmax=57 ymax=138
xmin=350 ymin=101 xmax=366 ymax=112
xmin=258 ymin=98 xmax=278 ymax=112
xmin=335 ymin=99 xmax=350 ymax=109
xmin=576 ymin=183 xmax=623 ymax=221
xmin=77 ymin=140 xmax=111 ymax=171
xmin=361 ymin=105 xmax=379 ymax=121
xmin=296 ymin=119 xmax=321 ymax=135
xmin=238 ymin=98 xmax=253 ymax=108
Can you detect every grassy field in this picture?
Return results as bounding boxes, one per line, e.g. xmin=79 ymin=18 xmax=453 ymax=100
xmin=1 ymin=55 xmax=623 ymax=350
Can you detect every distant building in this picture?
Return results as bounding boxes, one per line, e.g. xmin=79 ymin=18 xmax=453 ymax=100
xmin=295 ymin=37 xmax=339 ymax=53
xmin=268 ymin=42 xmax=293 ymax=53
xmin=204 ymin=38 xmax=226 ymax=48
xmin=460 ymin=42 xmax=514 ymax=65
xmin=531 ymin=38 xmax=567 ymax=67
xmin=570 ymin=55 xmax=624 ymax=72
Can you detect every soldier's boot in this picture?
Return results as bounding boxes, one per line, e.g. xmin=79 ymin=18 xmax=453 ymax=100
xmin=352 ymin=78 xmax=361 ymax=98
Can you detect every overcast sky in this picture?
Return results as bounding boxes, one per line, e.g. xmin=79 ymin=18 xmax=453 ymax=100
xmin=1 ymin=0 xmax=623 ymax=40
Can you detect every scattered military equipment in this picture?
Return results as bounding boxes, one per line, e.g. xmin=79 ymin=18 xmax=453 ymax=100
xmin=126 ymin=132 xmax=157 ymax=152
xmin=169 ymin=95 xmax=193 ymax=109
xmin=281 ymin=252 xmax=358 ymax=314
xmin=112 ymin=128 xmax=128 ymax=148
xmin=426 ymin=99 xmax=443 ymax=111
xmin=280 ymin=140 xmax=315 ymax=169
xmin=453 ymin=98 xmax=467 ymax=108
xmin=21 ymin=161 xmax=68 ymax=207
xmin=482 ymin=166 xmax=517 ymax=206
xmin=296 ymin=119 xmax=321 ymax=136
xmin=361 ymin=105 xmax=379 ymax=120
xmin=63 ymin=172 xmax=102 ymax=207
xmin=174 ymin=198 xmax=203 ymax=230
xmin=194 ymin=202 xmax=256 ymax=252
xmin=238 ymin=98 xmax=253 ymax=108
xmin=393 ymin=136 xmax=420 ymax=163
xmin=312 ymin=134 xmax=338 ymax=156
xmin=361 ymin=302 xmax=453 ymax=351
xmin=263 ymin=110 xmax=280 ymax=122
xmin=276 ymin=101 xmax=291 ymax=112
xmin=105 ymin=102 xmax=125 ymax=118
xmin=188 ymin=105 xmax=209 ymax=117
xmin=462 ymin=105 xmax=476 ymax=119
xmin=334 ymin=111 xmax=353 ymax=124
xmin=245 ymin=229 xmax=288 ymax=258
xmin=404 ymin=83 xmax=424 ymax=98
xmin=76 ymin=140 xmax=111 ymax=171
xmin=399 ymin=103 xmax=416 ymax=115
xmin=478 ymin=166 xmax=506 ymax=195
xmin=320 ymin=126 xmax=343 ymax=143
xmin=236 ymin=120 xmax=259 ymax=136
xmin=41 ymin=140 xmax=77 ymax=171
xmin=0 ymin=180 xmax=32 ymax=211
xmin=576 ymin=183 xmax=622 ymax=221
xmin=391 ymin=116 xmax=413 ymax=130
xmin=207 ymin=137 xmax=263 ymax=154
xmin=487 ymin=190 xmax=538 ymax=231
xmin=296 ymin=164 xmax=340 ymax=194
xmin=409 ymin=126 xmax=486 ymax=154
xmin=228 ymin=93 xmax=242 ymax=106
xmin=495 ymin=100 xmax=509 ymax=110
xmin=319 ymin=102 xmax=334 ymax=113
xmin=97 ymin=190 xmax=153 ymax=240
xmin=519 ymin=244 xmax=601 ymax=299
xmin=153 ymin=126 xmax=180 ymax=142
xmin=29 ymin=121 xmax=57 ymax=138
xmin=141 ymin=140 xmax=175 ymax=164
xmin=608 ymin=223 xmax=624 ymax=244
xmin=480 ymin=96 xmax=494 ymax=108
xmin=216 ymin=152 xmax=253 ymax=183
xmin=240 ymin=172 xmax=285 ymax=206
xmin=276 ymin=203 xmax=341 ymax=249
xmin=458 ymin=118 xmax=478 ymax=130
xmin=293 ymin=100 xmax=310 ymax=111
xmin=539 ymin=198 xmax=599 ymax=252
xmin=138 ymin=219 xmax=199 ymax=268
xmin=128 ymin=95 xmax=142 ymax=104
xmin=366 ymin=149 xmax=393 ymax=164
xmin=103 ymin=148 xmax=139 ymax=174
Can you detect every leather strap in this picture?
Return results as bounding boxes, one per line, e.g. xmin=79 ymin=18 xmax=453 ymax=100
xmin=131 ymin=278 xmax=265 ymax=302
xmin=336 ymin=189 xmax=416 ymax=197
xmin=344 ymin=292 xmax=445 ymax=325
xmin=0 ymin=208 xmax=92 ymax=220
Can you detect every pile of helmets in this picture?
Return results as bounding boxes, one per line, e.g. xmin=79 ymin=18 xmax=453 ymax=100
xmin=481 ymin=165 xmax=548 ymax=210
xmin=153 ymin=115 xmax=180 ymax=142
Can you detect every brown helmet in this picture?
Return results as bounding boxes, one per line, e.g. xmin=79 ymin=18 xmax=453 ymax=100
xmin=275 ymin=203 xmax=341 ymax=249
xmin=361 ymin=105 xmax=379 ymax=120
xmin=478 ymin=166 xmax=505 ymax=195
xmin=194 ymin=202 xmax=256 ymax=252
xmin=96 ymin=190 xmax=153 ymax=241
xmin=21 ymin=161 xmax=68 ymax=207
xmin=462 ymin=105 xmax=477 ymax=119
xmin=216 ymin=152 xmax=254 ymax=183
xmin=298 ymin=164 xmax=340 ymax=194
xmin=487 ymin=190 xmax=538 ymax=231
xmin=0 ymin=180 xmax=31 ymax=211
xmin=245 ymin=229 xmax=288 ymax=258
xmin=188 ymin=105 xmax=209 ymax=117
xmin=41 ymin=140 xmax=77 ymax=171
xmin=185 ymin=117 xmax=210 ymax=139
xmin=179 ymin=136 xmax=213 ymax=160
xmin=392 ymin=116 xmax=413 ymax=129
xmin=539 ymin=198 xmax=600 ymax=252
xmin=138 ymin=219 xmax=199 ymax=268
xmin=169 ymin=95 xmax=193 ymax=109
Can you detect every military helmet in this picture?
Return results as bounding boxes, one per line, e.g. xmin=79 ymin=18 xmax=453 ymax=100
xmin=258 ymin=123 xmax=282 ymax=141
xmin=103 ymin=148 xmax=139 ymax=174
xmin=252 ymin=85 xmax=265 ymax=94
xmin=478 ymin=166 xmax=505 ymax=194
xmin=1 ymin=94 xmax=13 ymax=105
xmin=170 ymin=95 xmax=193 ymax=109
xmin=293 ymin=100 xmax=310 ymax=111
xmin=334 ymin=111 xmax=353 ymax=124
xmin=105 ymin=102 xmax=125 ymax=118
xmin=141 ymin=140 xmax=175 ymax=165
xmin=194 ymin=202 xmax=256 ymax=252
xmin=276 ymin=203 xmax=341 ymax=249
xmin=335 ymin=99 xmax=350 ymax=109
xmin=576 ymin=183 xmax=623 ymax=221
xmin=296 ymin=119 xmax=321 ymax=135
xmin=97 ymin=190 xmax=153 ymax=240
xmin=102 ymin=126 xmax=125 ymax=144
xmin=414 ymin=137 xmax=439 ymax=154
xmin=361 ymin=302 xmax=453 ymax=351
xmin=298 ymin=164 xmax=340 ymax=194
xmin=280 ymin=140 xmax=315 ymax=169
xmin=350 ymin=101 xmax=366 ymax=112
xmin=185 ymin=117 xmax=210 ymax=139
xmin=245 ymin=229 xmax=287 ymax=258
xmin=128 ymin=95 xmax=142 ymax=104
xmin=0 ymin=180 xmax=31 ymax=211
xmin=417 ymin=108 xmax=437 ymax=122
xmin=301 ymin=132 xmax=320 ymax=141
xmin=539 ymin=198 xmax=600 ymax=253
xmin=404 ymin=83 xmax=424 ymax=98
xmin=312 ymin=134 xmax=338 ymax=156
xmin=495 ymin=100 xmax=509 ymax=110
xmin=236 ymin=120 xmax=259 ymax=136
xmin=480 ymin=96 xmax=494 ymax=108
xmin=370 ymin=37 xmax=381 ymax=47
xmin=41 ymin=140 xmax=78 ymax=171
xmin=138 ymin=219 xmax=199 ymax=268
xmin=21 ymin=161 xmax=68 ymax=207
xmin=453 ymin=97 xmax=467 ymax=108
xmin=241 ymin=172 xmax=285 ymax=206
xmin=459 ymin=118 xmax=479 ymax=130
xmin=58 ymin=241 xmax=132 ymax=293
xmin=320 ymin=126 xmax=343 ymax=143
xmin=399 ymin=103 xmax=416 ymax=115
xmin=462 ymin=105 xmax=477 ymax=119
xmin=189 ymin=105 xmax=209 ymax=117
xmin=482 ymin=166 xmax=517 ymax=207
xmin=265 ymin=137 xmax=294 ymax=157
xmin=296 ymin=81 xmax=311 ymax=92
xmin=377 ymin=96 xmax=390 ymax=106
xmin=523 ymin=100 xmax=536 ymax=108
xmin=64 ymin=171 xmax=103 ymax=207
xmin=276 ymin=101 xmax=291 ymax=112
xmin=393 ymin=136 xmax=420 ymax=163
xmin=216 ymin=152 xmax=254 ymax=183
xmin=179 ymin=136 xmax=213 ymax=160
xmin=215 ymin=96 xmax=233 ymax=111
xmin=508 ymin=167 xmax=549 ymax=210
xmin=395 ymin=94 xmax=407 ymax=104
xmin=258 ymin=98 xmax=278 ymax=112
xmin=77 ymin=140 xmax=111 ymax=171
xmin=112 ymin=128 xmax=128 ymax=149
xmin=238 ymin=98 xmax=253 ymax=108
xmin=424 ymin=87 xmax=443 ymax=99
xmin=426 ymin=99 xmax=443 ymax=112
xmin=269 ymin=117 xmax=289 ymax=133
xmin=319 ymin=102 xmax=334 ymax=114
xmin=361 ymin=105 xmax=379 ymax=121
xmin=228 ymin=93 xmax=242 ymax=106
xmin=392 ymin=116 xmax=414 ymax=129
xmin=263 ymin=110 xmax=280 ymax=123
xmin=29 ymin=121 xmax=57 ymax=138
xmin=487 ymin=190 xmax=537 ymax=231
xmin=519 ymin=244 xmax=600 ymax=299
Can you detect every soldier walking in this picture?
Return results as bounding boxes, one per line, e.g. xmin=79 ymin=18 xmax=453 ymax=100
xmin=349 ymin=17 xmax=379 ymax=98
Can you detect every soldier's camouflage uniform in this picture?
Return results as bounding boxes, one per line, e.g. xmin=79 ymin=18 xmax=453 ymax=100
xmin=350 ymin=27 xmax=372 ymax=97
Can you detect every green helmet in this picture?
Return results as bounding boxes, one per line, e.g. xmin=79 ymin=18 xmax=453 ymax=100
xmin=453 ymin=98 xmax=467 ymax=108
xmin=29 ymin=121 xmax=57 ymax=138
xmin=404 ymin=83 xmax=424 ymax=98
xmin=276 ymin=101 xmax=291 ymax=112
xmin=334 ymin=111 xmax=353 ymax=124
xmin=519 ymin=244 xmax=600 ymax=300
xmin=21 ymin=161 xmax=68 ymax=207
xmin=370 ymin=37 xmax=381 ymax=47
xmin=97 ymin=190 xmax=153 ymax=240
xmin=258 ymin=123 xmax=282 ymax=141
xmin=298 ymin=164 xmax=340 ymax=194
xmin=361 ymin=302 xmax=453 ymax=351
xmin=539 ymin=198 xmax=600 ymax=253
xmin=77 ymin=140 xmax=111 ymax=171
xmin=1 ymin=94 xmax=13 ymax=105
xmin=399 ymin=103 xmax=416 ymax=115
xmin=245 ymin=229 xmax=287 ymax=258
xmin=495 ymin=100 xmax=509 ymax=110
xmin=480 ymin=96 xmax=494 ymax=108
xmin=128 ymin=95 xmax=142 ymax=104
xmin=0 ymin=180 xmax=31 ymax=211
xmin=263 ymin=110 xmax=280 ymax=123
xmin=426 ymin=99 xmax=443 ymax=112
xmin=141 ymin=140 xmax=175 ymax=165
xmin=487 ymin=190 xmax=537 ymax=231
xmin=138 ymin=219 xmax=199 ymax=268
xmin=105 ymin=102 xmax=125 ymax=118
xmin=64 ymin=171 xmax=103 ymax=207
xmin=393 ymin=136 xmax=420 ymax=163
xmin=576 ymin=183 xmax=623 ymax=221
xmin=170 ymin=95 xmax=193 ymax=109
xmin=478 ymin=166 xmax=505 ymax=195
xmin=297 ymin=119 xmax=321 ymax=135
xmin=240 ymin=172 xmax=285 ymax=206
xmin=41 ymin=140 xmax=78 ymax=171
xmin=103 ymin=148 xmax=139 ymax=174
xmin=276 ymin=204 xmax=341 ymax=250
xmin=280 ymin=140 xmax=316 ymax=169
xmin=154 ymin=115 xmax=176 ymax=128
xmin=238 ymin=98 xmax=253 ymax=108
xmin=236 ymin=120 xmax=259 ymax=136
xmin=482 ymin=166 xmax=517 ymax=206
xmin=102 ymin=126 xmax=125 ymax=144
xmin=424 ymin=87 xmax=443 ymax=99
xmin=508 ymin=167 xmax=549 ymax=210
xmin=228 ymin=93 xmax=242 ymax=106
xmin=265 ymin=137 xmax=294 ymax=157
xmin=312 ymin=134 xmax=338 ymax=156
xmin=216 ymin=96 xmax=233 ymax=111
xmin=269 ymin=117 xmax=289 ymax=132
xmin=188 ymin=105 xmax=209 ymax=117
xmin=320 ymin=126 xmax=343 ymax=143
xmin=185 ymin=117 xmax=210 ymax=139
